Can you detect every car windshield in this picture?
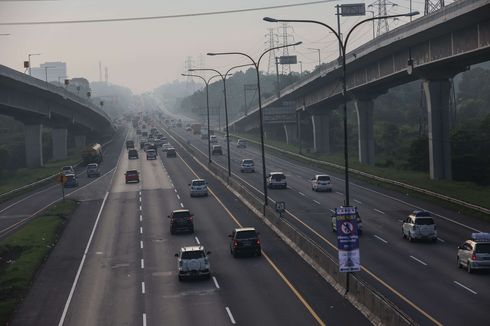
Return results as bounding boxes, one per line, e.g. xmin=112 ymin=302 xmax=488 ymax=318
xmin=192 ymin=180 xmax=206 ymax=186
xmin=181 ymin=251 xmax=205 ymax=259
xmin=147 ymin=150 xmax=155 ymax=154
xmin=317 ymin=176 xmax=330 ymax=181
xmin=236 ymin=230 xmax=257 ymax=239
xmin=415 ymin=218 xmax=434 ymax=225
xmin=88 ymin=164 xmax=97 ymax=169
xmin=243 ymin=160 xmax=253 ymax=164
xmin=475 ymin=243 xmax=490 ymax=253
xmin=173 ymin=211 xmax=190 ymax=218
xmin=127 ymin=170 xmax=137 ymax=176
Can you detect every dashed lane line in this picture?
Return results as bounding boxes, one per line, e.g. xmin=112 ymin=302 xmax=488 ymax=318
xmin=213 ymin=276 xmax=220 ymax=289
xmin=225 ymin=307 xmax=236 ymax=325
xmin=374 ymin=235 xmax=388 ymax=244
xmin=454 ymin=281 xmax=477 ymax=295
xmin=410 ymin=255 xmax=428 ymax=266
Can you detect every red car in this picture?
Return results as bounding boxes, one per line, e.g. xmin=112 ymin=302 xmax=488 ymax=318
xmin=125 ymin=170 xmax=140 ymax=183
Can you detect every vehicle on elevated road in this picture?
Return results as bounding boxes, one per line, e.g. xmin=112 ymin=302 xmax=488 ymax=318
xmin=63 ymin=173 xmax=78 ymax=188
xmin=86 ymin=163 xmax=100 ymax=177
xmin=62 ymin=165 xmax=75 ymax=176
xmin=311 ymin=174 xmax=332 ymax=192
xmin=457 ymin=233 xmax=490 ymax=273
xmin=169 ymin=209 xmax=194 ymax=234
xmin=229 ymin=227 xmax=261 ymax=257
xmin=267 ymin=172 xmax=287 ymax=189
xmin=189 ymin=179 xmax=208 ymax=197
xmin=175 ymin=245 xmax=211 ymax=281
xmin=124 ymin=170 xmax=139 ymax=183
xmin=240 ymin=159 xmax=255 ymax=173
xmin=402 ymin=211 xmax=437 ymax=242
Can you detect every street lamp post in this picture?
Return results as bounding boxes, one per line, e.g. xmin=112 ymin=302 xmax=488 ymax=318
xmin=27 ymin=53 xmax=41 ymax=76
xmin=208 ymin=41 xmax=302 ymax=210
xmin=189 ymin=63 xmax=253 ymax=178
xmin=181 ymin=73 xmax=220 ymax=163
xmin=308 ymin=47 xmax=321 ymax=66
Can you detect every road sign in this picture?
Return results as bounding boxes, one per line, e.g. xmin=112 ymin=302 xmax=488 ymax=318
xmin=56 ymin=174 xmax=68 ymax=184
xmin=279 ymin=55 xmax=297 ymax=65
xmin=340 ymin=3 xmax=366 ymax=16
xmin=335 ymin=206 xmax=361 ymax=272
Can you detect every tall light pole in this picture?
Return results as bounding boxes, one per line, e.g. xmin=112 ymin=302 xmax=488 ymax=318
xmin=189 ymin=63 xmax=253 ymax=177
xmin=181 ymin=73 xmax=220 ymax=163
xmin=299 ymin=60 xmax=303 ymax=77
xmin=208 ymin=41 xmax=302 ymax=210
xmin=264 ymin=12 xmax=418 ymax=209
xmin=366 ymin=10 xmax=376 ymax=39
xmin=27 ymin=53 xmax=41 ymax=76
xmin=307 ymin=47 xmax=321 ymax=66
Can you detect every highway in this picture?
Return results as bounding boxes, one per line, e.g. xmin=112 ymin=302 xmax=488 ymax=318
xmin=9 ymin=126 xmax=368 ymax=325
xmin=163 ymin=119 xmax=490 ymax=326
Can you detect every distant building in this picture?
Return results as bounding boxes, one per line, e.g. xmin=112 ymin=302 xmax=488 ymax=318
xmin=66 ymin=78 xmax=91 ymax=99
xmin=31 ymin=62 xmax=67 ymax=83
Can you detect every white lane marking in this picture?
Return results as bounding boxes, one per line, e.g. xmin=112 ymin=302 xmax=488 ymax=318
xmin=374 ymin=208 xmax=385 ymax=214
xmin=58 ymin=192 xmax=110 ymax=326
xmin=374 ymin=235 xmax=388 ymax=244
xmin=298 ymin=192 xmax=306 ymax=197
xmin=139 ymin=214 xmax=142 ymax=222
xmin=140 ymin=227 xmax=143 ymax=234
xmin=313 ymin=200 xmax=321 ymax=205
xmin=139 ymin=205 xmax=142 ymax=211
xmin=335 ymin=191 xmax=343 ymax=195
xmin=141 ymin=259 xmax=145 ymax=269
xmin=354 ymin=199 xmax=362 ymax=204
xmin=142 ymin=313 xmax=147 ymax=326
xmin=398 ymin=219 xmax=404 ymax=222
xmin=329 ymin=208 xmax=335 ymax=213
xmin=225 ymin=307 xmax=236 ymax=324
xmin=140 ymin=241 xmax=144 ymax=249
xmin=454 ymin=281 xmax=477 ymax=294
xmin=212 ymin=276 xmax=220 ymax=289
xmin=177 ymin=194 xmax=180 ymax=200
xmin=410 ymin=255 xmax=428 ymax=266
xmin=180 ymin=203 xmax=184 ymax=208
xmin=437 ymin=237 xmax=446 ymax=243
xmin=141 ymin=282 xmax=146 ymax=294
xmin=195 ymin=236 xmax=200 ymax=244
xmin=174 ymin=189 xmax=178 ymax=193
xmin=139 ymin=191 xmax=142 ymax=196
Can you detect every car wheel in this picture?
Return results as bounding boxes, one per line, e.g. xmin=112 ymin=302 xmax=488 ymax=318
xmin=408 ymin=233 xmax=414 ymax=242
xmin=457 ymin=257 xmax=462 ymax=269
xmin=467 ymin=261 xmax=473 ymax=273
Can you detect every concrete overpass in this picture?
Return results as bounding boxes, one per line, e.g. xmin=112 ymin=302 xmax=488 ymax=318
xmin=0 ymin=64 xmax=114 ymax=167
xmin=231 ymin=0 xmax=490 ymax=180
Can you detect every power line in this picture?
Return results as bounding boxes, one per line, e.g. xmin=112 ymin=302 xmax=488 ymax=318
xmin=0 ymin=0 xmax=337 ymax=26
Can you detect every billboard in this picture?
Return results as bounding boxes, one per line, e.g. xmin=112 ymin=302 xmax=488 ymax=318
xmin=340 ymin=3 xmax=366 ymax=16
xmin=335 ymin=206 xmax=361 ymax=272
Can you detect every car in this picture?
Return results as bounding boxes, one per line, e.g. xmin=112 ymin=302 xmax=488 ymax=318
xmin=229 ymin=227 xmax=261 ymax=257
xmin=189 ymin=179 xmax=208 ymax=197
xmin=86 ymin=163 xmax=100 ymax=177
xmin=311 ymin=174 xmax=332 ymax=192
xmin=457 ymin=232 xmax=490 ymax=273
xmin=237 ymin=139 xmax=247 ymax=148
xmin=211 ymin=145 xmax=223 ymax=155
xmin=62 ymin=165 xmax=75 ymax=176
xmin=267 ymin=172 xmax=287 ymax=189
xmin=63 ymin=173 xmax=78 ymax=187
xmin=240 ymin=159 xmax=255 ymax=173
xmin=125 ymin=170 xmax=139 ymax=183
xmin=139 ymin=140 xmax=146 ymax=149
xmin=142 ymin=131 xmax=148 ymax=137
xmin=154 ymin=139 xmax=164 ymax=147
xmin=185 ymin=126 xmax=192 ymax=132
xmin=136 ymin=129 xmax=141 ymax=135
xmin=402 ymin=211 xmax=437 ymax=242
xmin=168 ymin=209 xmax=194 ymax=234
xmin=126 ymin=140 xmax=135 ymax=149
xmin=128 ymin=149 xmax=139 ymax=159
xmin=175 ymin=245 xmax=211 ymax=281
xmin=166 ymin=148 xmax=176 ymax=157
xmin=209 ymin=135 xmax=218 ymax=143
xmin=161 ymin=143 xmax=171 ymax=152
xmin=146 ymin=149 xmax=157 ymax=160
xmin=331 ymin=210 xmax=363 ymax=235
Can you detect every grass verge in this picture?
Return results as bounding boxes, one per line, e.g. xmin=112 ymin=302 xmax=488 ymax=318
xmin=0 ymin=199 xmax=78 ymax=325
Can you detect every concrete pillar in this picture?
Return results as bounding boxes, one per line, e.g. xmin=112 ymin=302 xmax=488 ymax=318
xmin=423 ymin=79 xmax=452 ymax=180
xmin=74 ymin=135 xmax=86 ymax=149
xmin=24 ymin=124 xmax=43 ymax=168
xmin=283 ymin=124 xmax=297 ymax=145
xmin=52 ymin=129 xmax=68 ymax=161
xmin=355 ymin=99 xmax=375 ymax=165
xmin=311 ymin=114 xmax=330 ymax=153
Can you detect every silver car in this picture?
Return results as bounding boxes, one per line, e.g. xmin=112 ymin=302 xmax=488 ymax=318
xmin=175 ymin=245 xmax=211 ymax=281
xmin=402 ymin=211 xmax=437 ymax=242
xmin=240 ymin=159 xmax=255 ymax=173
xmin=457 ymin=233 xmax=490 ymax=273
xmin=189 ymin=179 xmax=208 ymax=197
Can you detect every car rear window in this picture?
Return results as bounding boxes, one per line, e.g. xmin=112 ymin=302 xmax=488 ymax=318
xmin=192 ymin=181 xmax=205 ymax=186
xmin=415 ymin=218 xmax=434 ymax=225
xmin=173 ymin=211 xmax=190 ymax=218
xmin=272 ymin=174 xmax=285 ymax=180
xmin=181 ymin=251 xmax=204 ymax=259
xmin=236 ymin=230 xmax=257 ymax=239
xmin=475 ymin=243 xmax=490 ymax=253
xmin=415 ymin=211 xmax=432 ymax=217
xmin=317 ymin=176 xmax=330 ymax=181
xmin=127 ymin=170 xmax=137 ymax=176
xmin=243 ymin=160 xmax=253 ymax=164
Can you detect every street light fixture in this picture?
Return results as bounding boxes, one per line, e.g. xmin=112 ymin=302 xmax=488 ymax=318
xmin=189 ymin=63 xmax=254 ymax=178
xmin=264 ymin=12 xmax=418 ymax=209
xmin=27 ymin=53 xmax=41 ymax=76
xmin=181 ymin=73 xmax=220 ymax=163
xmin=207 ymin=41 xmax=302 ymax=210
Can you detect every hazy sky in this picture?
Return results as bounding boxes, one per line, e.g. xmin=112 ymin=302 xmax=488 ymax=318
xmin=0 ymin=0 xmax=433 ymax=94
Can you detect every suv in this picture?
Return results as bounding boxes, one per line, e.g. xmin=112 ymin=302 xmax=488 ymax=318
xmin=63 ymin=173 xmax=78 ymax=188
xmin=457 ymin=233 xmax=490 ymax=273
xmin=146 ymin=149 xmax=157 ymax=160
xmin=311 ymin=174 xmax=332 ymax=192
xmin=86 ymin=163 xmax=100 ymax=177
xmin=236 ymin=139 xmax=247 ymax=148
xmin=62 ymin=165 xmax=75 ymax=176
xmin=189 ymin=179 xmax=208 ymax=197
xmin=402 ymin=211 xmax=437 ymax=242
xmin=331 ymin=211 xmax=363 ymax=235
xmin=166 ymin=148 xmax=176 ymax=157
xmin=175 ymin=246 xmax=211 ymax=281
xmin=168 ymin=209 xmax=194 ymax=234
xmin=128 ymin=149 xmax=139 ymax=160
xmin=209 ymin=135 xmax=218 ymax=143
xmin=125 ymin=170 xmax=139 ymax=183
xmin=267 ymin=172 xmax=287 ymax=189
xmin=240 ymin=159 xmax=255 ymax=173
xmin=229 ymin=227 xmax=261 ymax=257
xmin=211 ymin=145 xmax=223 ymax=155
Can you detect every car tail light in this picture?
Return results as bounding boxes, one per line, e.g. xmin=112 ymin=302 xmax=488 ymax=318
xmin=471 ymin=253 xmax=477 ymax=261
xmin=256 ymin=239 xmax=260 ymax=245
xmin=233 ymin=240 xmax=238 ymax=247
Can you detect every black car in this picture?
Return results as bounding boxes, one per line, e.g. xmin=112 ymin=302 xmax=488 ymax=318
xmin=229 ymin=227 xmax=261 ymax=257
xmin=169 ymin=209 xmax=194 ymax=234
xmin=166 ymin=148 xmax=176 ymax=157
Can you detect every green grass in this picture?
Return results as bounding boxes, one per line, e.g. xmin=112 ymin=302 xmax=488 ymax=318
xmin=232 ymin=132 xmax=490 ymax=213
xmin=0 ymin=199 xmax=78 ymax=325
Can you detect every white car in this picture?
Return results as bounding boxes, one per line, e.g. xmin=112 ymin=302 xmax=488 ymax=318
xmin=209 ymin=135 xmax=218 ymax=143
xmin=237 ymin=139 xmax=247 ymax=148
xmin=175 ymin=245 xmax=211 ymax=281
xmin=146 ymin=149 xmax=157 ymax=160
xmin=457 ymin=233 xmax=490 ymax=273
xmin=267 ymin=172 xmax=287 ymax=189
xmin=311 ymin=174 xmax=332 ymax=192
xmin=189 ymin=179 xmax=208 ymax=197
xmin=402 ymin=211 xmax=437 ymax=242
xmin=62 ymin=165 xmax=75 ymax=176
xmin=240 ymin=159 xmax=255 ymax=173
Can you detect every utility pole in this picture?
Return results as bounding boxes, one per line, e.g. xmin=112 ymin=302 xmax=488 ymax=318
xmin=99 ymin=61 xmax=102 ymax=82
xmin=104 ymin=67 xmax=109 ymax=83
xmin=265 ymin=28 xmax=279 ymax=74
xmin=424 ymin=0 xmax=444 ymax=15
xmin=369 ymin=0 xmax=390 ymax=36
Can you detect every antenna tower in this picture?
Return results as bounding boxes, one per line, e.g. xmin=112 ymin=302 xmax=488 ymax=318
xmin=278 ymin=23 xmax=295 ymax=75
xmin=425 ymin=0 xmax=444 ymax=15
xmin=370 ymin=0 xmax=389 ymax=36
xmin=265 ymin=28 xmax=279 ymax=74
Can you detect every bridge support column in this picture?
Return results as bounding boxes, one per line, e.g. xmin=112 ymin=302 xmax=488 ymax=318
xmin=355 ymin=99 xmax=375 ymax=165
xmin=52 ymin=129 xmax=68 ymax=161
xmin=423 ymin=79 xmax=452 ymax=180
xmin=74 ymin=135 xmax=86 ymax=149
xmin=311 ymin=114 xmax=330 ymax=153
xmin=283 ymin=124 xmax=297 ymax=145
xmin=24 ymin=124 xmax=43 ymax=168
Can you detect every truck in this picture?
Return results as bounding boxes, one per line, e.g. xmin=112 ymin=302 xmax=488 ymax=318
xmin=81 ymin=143 xmax=103 ymax=164
xmin=191 ymin=123 xmax=201 ymax=135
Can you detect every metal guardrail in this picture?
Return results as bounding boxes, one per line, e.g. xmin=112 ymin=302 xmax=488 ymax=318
xmin=233 ymin=134 xmax=490 ymax=216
